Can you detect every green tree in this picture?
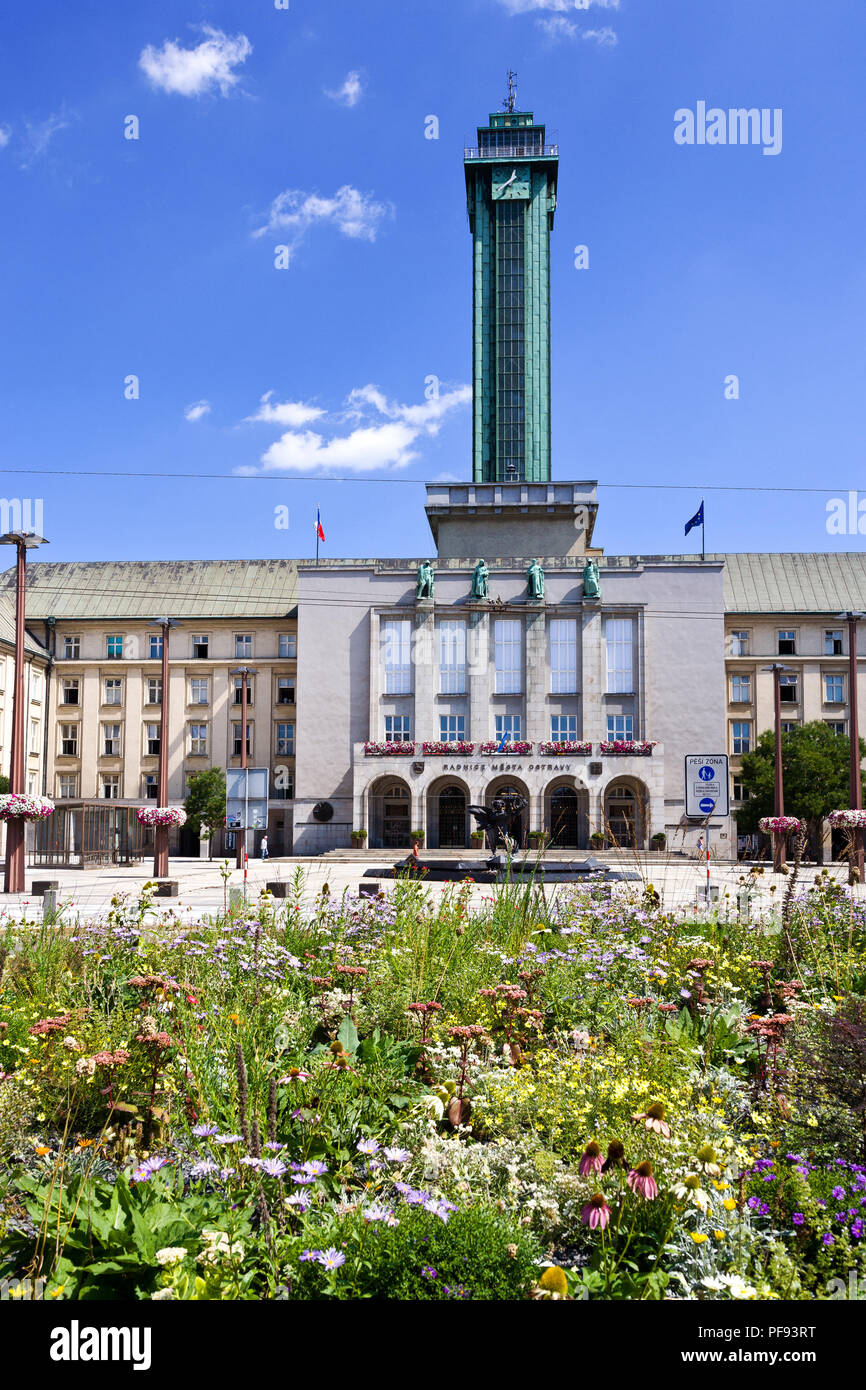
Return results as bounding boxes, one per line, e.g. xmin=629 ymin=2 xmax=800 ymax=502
xmin=0 ymin=775 xmax=8 ymax=794
xmin=183 ymin=768 xmax=226 ymax=856
xmin=735 ymin=721 xmax=866 ymax=859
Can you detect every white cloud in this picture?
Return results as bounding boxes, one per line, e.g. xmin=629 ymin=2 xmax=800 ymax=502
xmin=245 ymin=392 xmax=325 ymax=427
xmin=18 ymin=110 xmax=70 ymax=168
xmin=184 ymin=400 xmax=211 ymax=422
xmin=0 ymin=126 xmax=10 ymax=149
xmin=139 ymin=26 xmax=251 ymax=97
xmin=539 ymin=16 xmax=618 ymax=42
xmin=241 ymin=382 xmax=470 ymax=475
xmin=497 ymin=0 xmax=619 ymax=12
xmin=252 ymin=185 xmax=393 ymax=262
xmin=325 ymin=71 xmax=364 ymax=108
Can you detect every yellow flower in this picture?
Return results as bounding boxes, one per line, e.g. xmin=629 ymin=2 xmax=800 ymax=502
xmin=34 ymin=1145 xmax=50 ymax=1157
xmin=538 ymin=1266 xmax=569 ymax=1295
xmin=713 ymin=1230 xmax=726 ymax=1241
xmin=722 ymin=1199 xmax=737 ymax=1211
xmin=690 ymin=1232 xmax=708 ymax=1244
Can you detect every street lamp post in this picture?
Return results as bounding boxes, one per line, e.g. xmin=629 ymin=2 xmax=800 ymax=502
xmin=838 ymin=611 xmax=865 ymax=879
xmin=148 ymin=618 xmax=181 ymax=880
xmin=0 ymin=531 xmax=48 ymax=894
xmin=230 ymin=667 xmax=255 ymax=874
xmin=762 ymin=663 xmax=795 ymax=873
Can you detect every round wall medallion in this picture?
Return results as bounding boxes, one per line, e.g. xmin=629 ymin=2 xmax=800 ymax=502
xmin=313 ymin=801 xmax=334 ymax=823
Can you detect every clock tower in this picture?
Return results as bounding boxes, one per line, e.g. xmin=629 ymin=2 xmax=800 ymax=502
xmin=465 ymin=96 xmax=558 ymax=483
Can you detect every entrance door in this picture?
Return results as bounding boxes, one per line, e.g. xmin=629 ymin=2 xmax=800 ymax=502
xmin=439 ymin=786 xmax=466 ymax=848
xmin=383 ymin=787 xmax=410 ymax=849
xmin=550 ymin=788 xmax=579 ymax=848
xmin=606 ymin=787 xmax=637 ymax=848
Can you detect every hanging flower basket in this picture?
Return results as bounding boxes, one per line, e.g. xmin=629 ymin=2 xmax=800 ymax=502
xmin=829 ymin=809 xmax=866 ymax=829
xmin=599 ymin=740 xmax=658 ymax=756
xmin=0 ymin=794 xmax=55 ymax=822
xmin=539 ymin=741 xmax=593 ymax=756
xmin=363 ymin=742 xmax=416 ymax=757
xmin=758 ymin=816 xmax=802 ymax=834
xmin=136 ymin=807 xmax=187 ymax=828
xmin=422 ymin=741 xmax=475 ymax=756
xmin=480 ymin=741 xmax=532 ymax=755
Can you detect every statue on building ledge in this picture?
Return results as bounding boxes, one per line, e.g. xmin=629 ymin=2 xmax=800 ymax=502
xmin=416 ymin=559 xmax=435 ymax=600
xmin=582 ymin=558 xmax=601 ymax=600
xmin=526 ymin=558 xmax=545 ymax=601
xmin=471 ymin=559 xmax=490 ymax=600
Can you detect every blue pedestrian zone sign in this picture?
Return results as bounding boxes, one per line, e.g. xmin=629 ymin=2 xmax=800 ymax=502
xmin=684 ymin=754 xmax=730 ymax=818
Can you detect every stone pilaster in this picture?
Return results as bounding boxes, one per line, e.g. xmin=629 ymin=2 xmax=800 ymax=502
xmin=524 ymin=604 xmax=548 ymax=744
xmin=468 ymin=609 xmax=490 ymax=743
xmin=413 ymin=604 xmax=436 ymax=745
xmin=580 ymin=604 xmax=605 ymax=743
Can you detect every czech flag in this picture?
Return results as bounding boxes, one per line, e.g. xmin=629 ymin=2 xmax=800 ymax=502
xmin=316 ymin=507 xmax=325 ymax=543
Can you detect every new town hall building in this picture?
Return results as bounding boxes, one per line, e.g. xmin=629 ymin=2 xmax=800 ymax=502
xmin=4 ymin=100 xmax=866 ymax=863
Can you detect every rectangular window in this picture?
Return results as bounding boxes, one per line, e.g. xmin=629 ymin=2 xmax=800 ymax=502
xmin=730 ymin=674 xmax=751 ymax=703
xmin=825 ymin=630 xmax=844 ymax=656
xmin=58 ymin=774 xmax=77 ymax=799
xmin=29 ymin=718 xmax=40 ymax=754
xmin=106 ymin=635 xmax=124 ymax=659
xmin=104 ymin=678 xmax=123 ymax=706
xmin=146 ymin=677 xmax=162 ymax=705
xmin=607 ymin=714 xmax=634 ymax=741
xmin=780 ymin=720 xmax=799 ymax=734
xmin=102 ymin=723 xmax=122 ymax=756
xmin=549 ymin=619 xmax=577 ymax=694
xmin=189 ymin=723 xmax=208 ymax=755
xmin=143 ymin=774 xmax=158 ymax=800
xmin=384 ymin=715 xmax=412 ymax=742
xmin=732 ymin=778 xmax=747 ymax=803
xmin=235 ymin=634 xmax=252 ymax=659
xmin=60 ymin=724 xmax=79 ymax=756
xmin=276 ymin=676 xmax=295 ymax=705
xmin=149 ymin=634 xmax=163 ymax=659
xmin=101 ymin=775 xmax=120 ymax=800
xmin=494 ymin=713 xmax=522 ymax=742
xmin=779 ymin=674 xmax=798 ymax=704
xmin=31 ymin=670 xmax=41 ymax=701
xmin=279 ymin=633 xmax=297 ymax=660
xmin=730 ymin=630 xmax=749 ymax=657
xmin=824 ymin=674 xmax=844 ymax=703
xmin=63 ymin=636 xmax=80 ymax=660
xmin=731 ymin=721 xmax=751 ymax=755
xmin=439 ymin=620 xmax=467 ymax=695
xmin=190 ymin=678 xmax=209 ymax=705
xmin=382 ymin=619 xmax=412 ymax=695
xmin=61 ymin=679 xmax=80 ymax=705
xmin=275 ymin=722 xmax=295 ymax=756
xmin=494 ymin=618 xmax=522 ymax=694
xmin=232 ymin=722 xmax=252 ymax=757
xmin=146 ymin=723 xmax=161 ymax=756
xmin=551 ymin=715 xmax=577 ymax=742
xmin=826 ymin=720 xmax=847 ymax=735
xmin=233 ymin=677 xmax=254 ymax=706
xmin=778 ymin=630 xmax=796 ymax=655
xmin=191 ymin=634 xmax=209 ymax=659
xmin=439 ymin=714 xmax=466 ymax=742
xmin=605 ymin=618 xmax=634 ymax=693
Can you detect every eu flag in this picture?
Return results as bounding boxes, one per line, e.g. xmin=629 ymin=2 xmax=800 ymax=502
xmin=684 ymin=502 xmax=704 ymax=536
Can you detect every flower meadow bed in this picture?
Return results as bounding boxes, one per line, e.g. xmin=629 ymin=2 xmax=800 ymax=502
xmin=1 ymin=870 xmax=866 ymax=1302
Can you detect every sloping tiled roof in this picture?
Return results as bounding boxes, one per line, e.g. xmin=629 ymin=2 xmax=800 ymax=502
xmin=0 ymin=591 xmax=48 ymax=658
xmin=722 ymin=553 xmax=866 ymax=614
xmin=0 ymin=560 xmax=297 ymax=620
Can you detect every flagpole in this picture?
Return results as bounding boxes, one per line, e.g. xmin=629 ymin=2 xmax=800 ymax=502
xmin=702 ymin=499 xmax=705 ymax=562
xmin=316 ymin=504 xmax=320 ymax=563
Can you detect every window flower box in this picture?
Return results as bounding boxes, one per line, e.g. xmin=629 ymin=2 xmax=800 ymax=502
xmin=422 ymin=741 xmax=475 ymax=756
xmin=480 ymin=741 xmax=532 ymax=755
xmin=598 ymin=740 xmax=658 ymax=756
xmin=758 ymin=816 xmax=802 ymax=834
xmin=363 ymin=742 xmax=416 ymax=757
xmin=136 ymin=806 xmax=188 ymax=828
xmin=0 ymin=794 xmax=55 ymax=822
xmin=538 ymin=741 xmax=592 ymax=756
xmin=829 ymin=809 xmax=866 ymax=829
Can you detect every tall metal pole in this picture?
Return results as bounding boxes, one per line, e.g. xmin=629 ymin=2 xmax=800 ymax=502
xmin=848 ymin=613 xmax=864 ymax=878
xmin=153 ymin=621 xmax=172 ymax=880
xmin=773 ymin=665 xmax=786 ymax=873
xmin=4 ymin=539 xmax=28 ymax=893
xmin=236 ymin=670 xmax=248 ymax=872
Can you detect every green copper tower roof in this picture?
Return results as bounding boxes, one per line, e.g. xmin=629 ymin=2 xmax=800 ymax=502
xmin=465 ymin=105 xmax=558 ymax=484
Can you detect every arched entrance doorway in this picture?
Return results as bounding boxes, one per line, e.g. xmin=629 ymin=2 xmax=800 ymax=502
xmin=603 ymin=778 xmax=648 ymax=850
xmin=483 ymin=777 xmax=530 ymax=850
xmin=368 ymin=778 xmax=412 ymax=850
xmin=546 ymin=781 xmax=589 ymax=849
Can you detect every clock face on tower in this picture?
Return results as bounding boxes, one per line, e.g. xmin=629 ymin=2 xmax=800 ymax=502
xmin=492 ymin=164 xmax=531 ymax=200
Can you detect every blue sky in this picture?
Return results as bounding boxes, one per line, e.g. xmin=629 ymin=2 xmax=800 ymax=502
xmin=1 ymin=0 xmax=864 ymax=568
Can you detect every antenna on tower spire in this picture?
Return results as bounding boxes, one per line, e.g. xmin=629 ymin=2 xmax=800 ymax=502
xmin=503 ymin=69 xmax=518 ymax=114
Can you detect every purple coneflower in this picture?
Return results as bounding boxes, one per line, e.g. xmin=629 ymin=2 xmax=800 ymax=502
xmin=579 ymin=1141 xmax=603 ymax=1177
xmin=580 ymin=1194 xmax=611 ymax=1230
xmin=627 ymin=1161 xmax=658 ymax=1200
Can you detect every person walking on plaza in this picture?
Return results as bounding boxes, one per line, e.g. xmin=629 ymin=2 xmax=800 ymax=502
xmin=260 ymin=835 xmax=269 ymax=861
